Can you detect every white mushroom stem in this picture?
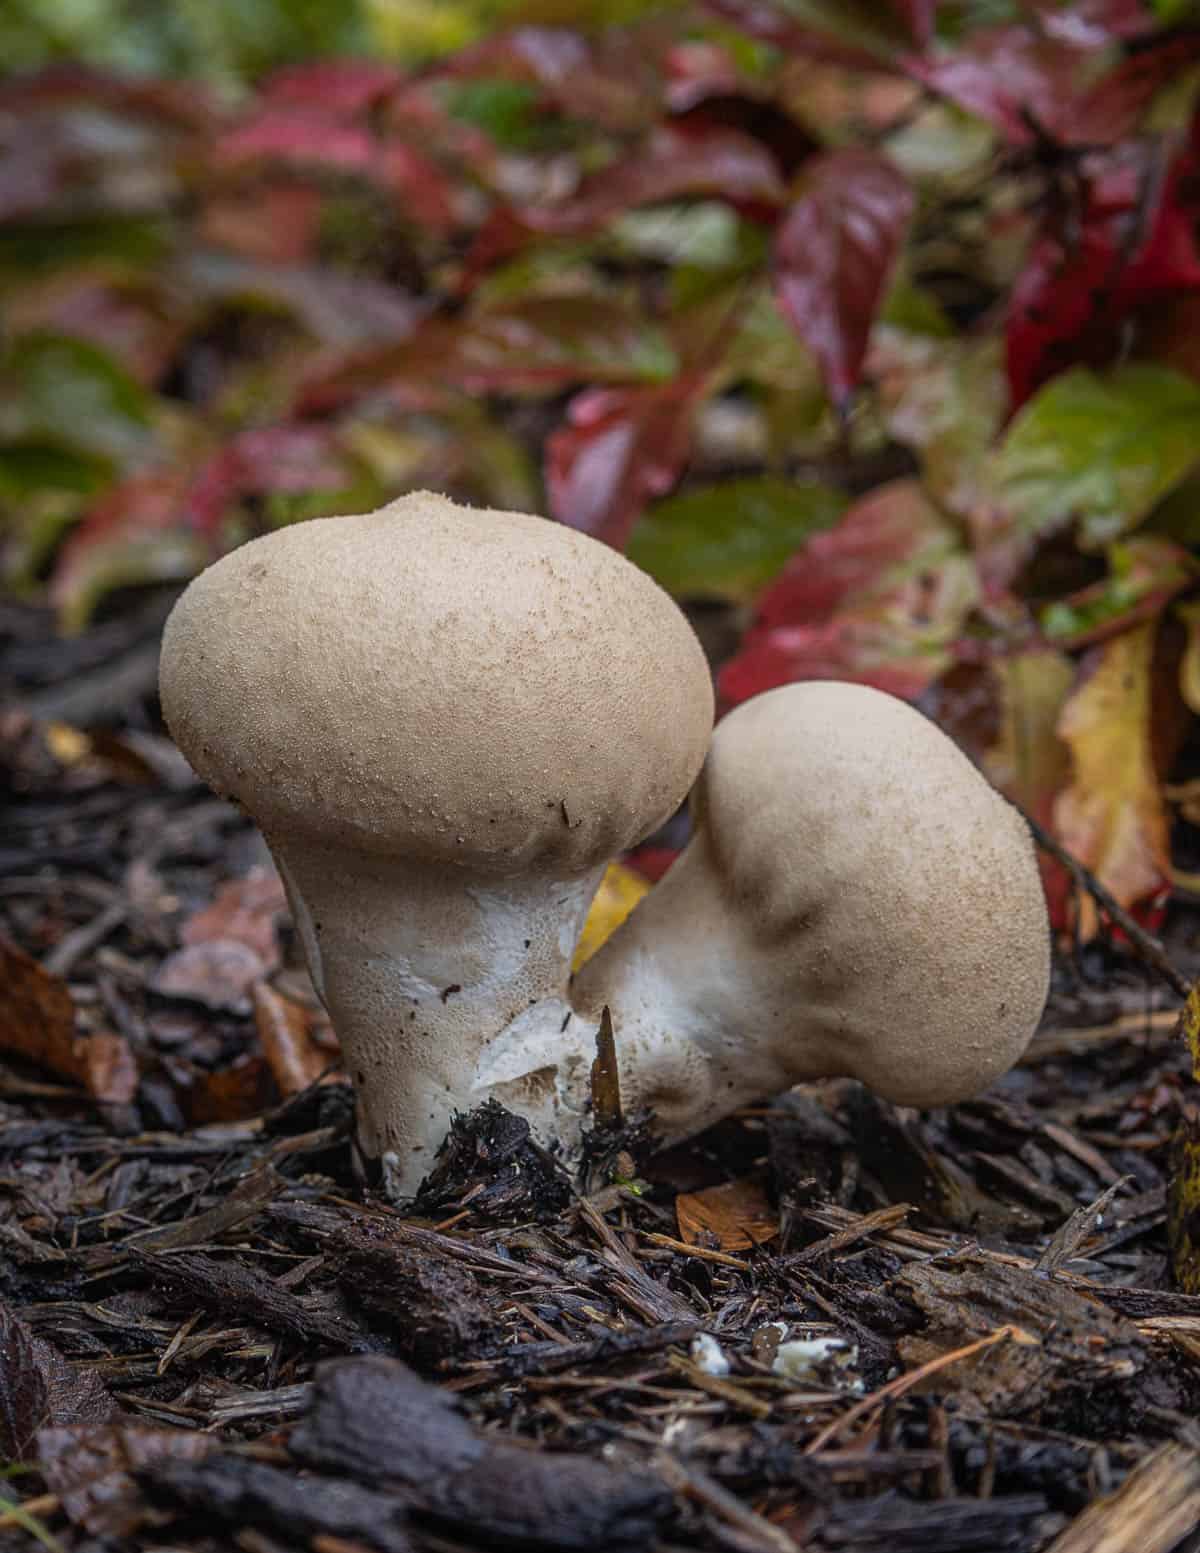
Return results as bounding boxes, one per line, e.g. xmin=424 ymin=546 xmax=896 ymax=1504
xmin=271 ymin=835 xmax=605 ymax=1193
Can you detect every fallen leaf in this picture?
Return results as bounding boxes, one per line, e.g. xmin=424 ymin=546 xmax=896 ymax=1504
xmin=573 ymin=863 xmax=650 ymax=972
xmin=186 ymin=1055 xmax=274 ymax=1125
xmin=677 ymin=1175 xmax=779 ymax=1251
xmin=0 ymin=938 xmax=137 ymax=1104
xmin=39 ymin=1422 xmax=213 ymax=1539
xmin=979 ymin=650 xmax=1076 ymax=930
xmin=546 ymin=379 xmax=706 ymax=549
xmin=774 ymin=148 xmax=914 ymax=409
xmin=719 ymin=479 xmax=978 ymax=706
xmin=0 ymin=1303 xmax=117 ymax=1463
xmin=627 ymin=476 xmax=846 ymax=603
xmin=253 ymin=982 xmax=330 ymax=1095
xmin=1053 ymin=623 xmax=1171 ymax=936
xmin=181 ymin=869 xmax=287 ymax=971
xmin=152 ymin=941 xmax=267 ymax=1013
xmin=993 ymin=364 xmax=1200 ymax=554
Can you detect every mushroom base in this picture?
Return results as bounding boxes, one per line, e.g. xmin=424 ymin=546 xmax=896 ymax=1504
xmin=269 ymin=838 xmax=605 ymax=1196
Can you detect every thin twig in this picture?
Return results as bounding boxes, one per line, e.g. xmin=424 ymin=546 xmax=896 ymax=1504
xmin=1021 ymin=809 xmax=1190 ymax=998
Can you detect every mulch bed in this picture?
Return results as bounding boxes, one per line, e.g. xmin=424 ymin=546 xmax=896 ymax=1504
xmin=4 ymin=596 xmax=1200 ymax=1553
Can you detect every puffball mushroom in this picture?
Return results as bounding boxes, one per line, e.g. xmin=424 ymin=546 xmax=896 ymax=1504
xmin=563 ymin=681 xmax=1051 ymax=1142
xmin=159 ymin=491 xmax=714 ymax=1195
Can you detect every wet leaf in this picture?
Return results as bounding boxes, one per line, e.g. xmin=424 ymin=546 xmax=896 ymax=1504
xmin=186 ymin=1055 xmax=275 ymax=1125
xmin=993 ymin=364 xmax=1200 ymax=552
xmin=181 ymin=869 xmax=287 ymax=971
xmin=1053 ymin=623 xmax=1171 ymax=935
xmin=774 ymin=149 xmax=914 ymax=409
xmin=39 ymin=1422 xmax=213 ymax=1539
xmin=979 ymin=650 xmax=1076 ymax=929
xmin=517 ymin=124 xmax=784 ymax=235
xmin=253 ymin=982 xmax=330 ymax=1096
xmin=904 ymin=23 xmax=1102 ymax=146
xmin=719 ymin=479 xmax=978 ymax=705
xmin=305 ymin=296 xmax=677 ymax=408
xmin=573 ymin=862 xmax=650 ymax=972
xmin=677 ymin=1175 xmax=779 ymax=1251
xmin=0 ymin=937 xmax=137 ymax=1104
xmin=0 ymin=1306 xmax=117 ymax=1464
xmin=1007 ymin=156 xmax=1200 ymax=406
xmin=628 ymin=476 xmax=845 ymax=602
xmin=546 ymin=379 xmax=708 ymax=549
xmin=3 ymin=332 xmax=154 ymax=468
xmin=870 ymin=328 xmax=1006 ymax=518
xmin=49 ymin=475 xmax=208 ymax=633
xmin=152 ymin=942 xmax=267 ymax=1014
xmin=1039 ymin=536 xmax=1196 ymax=648
xmin=702 ymin=0 xmax=913 ymax=70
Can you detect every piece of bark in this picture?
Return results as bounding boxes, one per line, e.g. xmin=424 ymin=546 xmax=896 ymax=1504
xmin=149 ymin=1455 xmax=413 ymax=1553
xmin=134 ymin=1249 xmax=374 ymax=1353
xmin=291 ymin=1355 xmax=671 ymax=1551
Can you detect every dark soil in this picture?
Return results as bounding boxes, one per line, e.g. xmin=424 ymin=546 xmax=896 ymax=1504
xmin=4 ymin=594 xmax=1200 ymax=1553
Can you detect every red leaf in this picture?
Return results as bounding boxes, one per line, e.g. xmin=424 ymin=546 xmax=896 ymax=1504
xmin=1006 ymin=149 xmax=1200 ymax=405
xmin=0 ymin=64 xmax=213 ymax=129
xmin=299 ymin=295 xmax=674 ymax=409
xmin=451 ymin=25 xmax=665 ymax=131
xmin=905 ymin=25 xmax=1090 ymax=145
xmin=1031 ymin=0 xmax=1155 ymax=45
xmin=773 ymin=149 xmax=913 ymax=409
xmin=260 ymin=60 xmax=403 ymax=116
xmin=663 ymin=41 xmax=745 ymax=112
xmin=185 ymin=426 xmax=352 ymax=535
xmin=546 ymin=380 xmax=705 ymax=549
xmin=700 ymin=0 xmax=891 ymax=71
xmin=518 ymin=123 xmax=784 ymax=235
xmin=718 ymin=480 xmax=977 ymax=705
xmin=214 ymin=109 xmax=376 ymax=173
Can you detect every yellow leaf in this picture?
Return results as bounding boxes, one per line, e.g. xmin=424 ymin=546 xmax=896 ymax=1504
xmin=44 ymin=722 xmax=92 ymax=766
xmin=677 ymin=1175 xmax=779 ymax=1252
xmin=1177 ymin=598 xmax=1200 ymax=714
xmin=572 ymin=862 xmax=650 ymax=972
xmin=1053 ymin=624 xmax=1171 ymax=938
xmin=1169 ymin=1112 xmax=1200 ymax=1293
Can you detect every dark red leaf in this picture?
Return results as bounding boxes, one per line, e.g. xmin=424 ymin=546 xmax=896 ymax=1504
xmin=546 ymin=379 xmax=707 ymax=549
xmin=0 ymin=64 xmax=213 ymax=129
xmin=663 ymin=41 xmax=744 ymax=112
xmin=885 ymin=0 xmax=936 ymax=47
xmin=718 ymin=480 xmax=976 ymax=705
xmin=700 ymin=0 xmax=892 ymax=71
xmin=185 ymin=426 xmax=352 ymax=535
xmin=1006 ymin=149 xmax=1200 ymax=405
xmin=1070 ymin=33 xmax=1200 ymax=144
xmin=260 ymin=60 xmax=403 ymax=116
xmin=214 ymin=109 xmax=376 ymax=173
xmin=518 ymin=123 xmax=784 ymax=235
xmin=1031 ymin=0 xmax=1155 ymax=45
xmin=904 ymin=25 xmax=1091 ymax=145
xmin=773 ymin=149 xmax=913 ymax=409
xmin=376 ymin=138 xmax=460 ymax=234
xmin=450 ymin=25 xmax=665 ymax=130
xmin=299 ymin=295 xmax=674 ymax=409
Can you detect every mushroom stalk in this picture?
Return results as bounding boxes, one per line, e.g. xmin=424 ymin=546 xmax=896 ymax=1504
xmin=274 ymin=838 xmax=604 ymax=1192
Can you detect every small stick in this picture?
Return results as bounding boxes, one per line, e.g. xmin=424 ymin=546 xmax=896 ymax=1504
xmin=1021 ymin=809 xmax=1190 ymax=999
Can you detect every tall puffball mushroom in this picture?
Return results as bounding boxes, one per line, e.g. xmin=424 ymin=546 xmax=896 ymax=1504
xmin=159 ymin=492 xmax=715 ymax=1194
xmin=559 ymin=681 xmax=1051 ymax=1143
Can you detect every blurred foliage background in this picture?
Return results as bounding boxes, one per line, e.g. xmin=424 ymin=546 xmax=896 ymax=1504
xmin=7 ymin=0 xmax=1200 ymax=939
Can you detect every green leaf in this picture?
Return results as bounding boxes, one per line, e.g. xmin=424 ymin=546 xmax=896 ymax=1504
xmin=994 ymin=364 xmax=1200 ymax=547
xmin=3 ymin=334 xmax=154 ymax=468
xmin=53 ymin=530 xmax=207 ymax=634
xmin=627 ymin=476 xmax=846 ymax=601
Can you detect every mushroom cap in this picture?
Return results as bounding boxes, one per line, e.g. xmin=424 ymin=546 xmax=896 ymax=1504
xmin=160 ymin=491 xmax=714 ymax=872
xmin=691 ymin=681 xmax=1049 ymax=1103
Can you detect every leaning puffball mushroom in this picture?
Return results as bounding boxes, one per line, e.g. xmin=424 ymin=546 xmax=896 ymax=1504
xmin=159 ymin=491 xmax=715 ymax=1195
xmin=563 ymin=681 xmax=1051 ymax=1143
